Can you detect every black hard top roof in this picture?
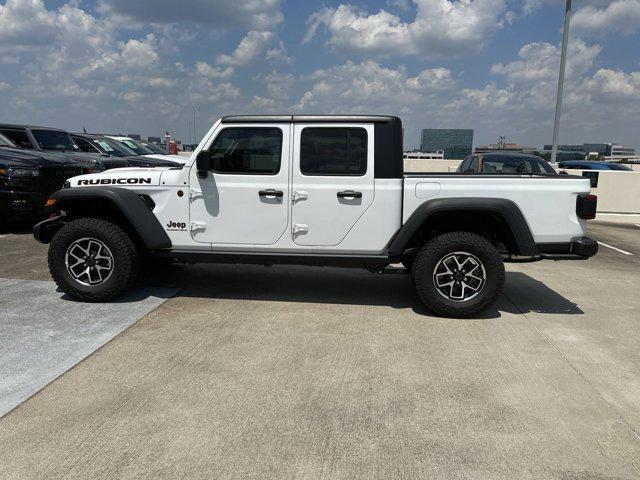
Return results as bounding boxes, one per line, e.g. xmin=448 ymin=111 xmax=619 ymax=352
xmin=221 ymin=115 xmax=400 ymax=124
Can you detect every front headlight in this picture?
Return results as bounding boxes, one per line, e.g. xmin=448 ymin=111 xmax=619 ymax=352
xmin=5 ymin=168 xmax=40 ymax=178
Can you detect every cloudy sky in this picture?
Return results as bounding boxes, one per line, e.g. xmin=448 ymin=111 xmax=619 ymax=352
xmin=0 ymin=0 xmax=639 ymax=149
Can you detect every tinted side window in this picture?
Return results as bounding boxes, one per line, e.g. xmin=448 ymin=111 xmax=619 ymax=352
xmin=0 ymin=129 xmax=33 ymax=149
xmin=301 ymin=128 xmax=367 ymax=176
xmin=468 ymin=156 xmax=478 ymax=172
xmin=209 ymin=127 xmax=282 ymax=175
xmin=74 ymin=137 xmax=100 ymax=153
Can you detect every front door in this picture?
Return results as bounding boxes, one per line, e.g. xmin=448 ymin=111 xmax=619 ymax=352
xmin=291 ymin=123 xmax=374 ymax=246
xmin=189 ymin=124 xmax=290 ymax=245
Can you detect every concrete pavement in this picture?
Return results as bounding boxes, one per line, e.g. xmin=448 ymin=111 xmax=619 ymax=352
xmin=0 ymin=224 xmax=639 ymax=479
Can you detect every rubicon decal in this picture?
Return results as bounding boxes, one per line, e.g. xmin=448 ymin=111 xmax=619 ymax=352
xmin=166 ymin=221 xmax=187 ymax=231
xmin=77 ymin=178 xmax=152 ymax=185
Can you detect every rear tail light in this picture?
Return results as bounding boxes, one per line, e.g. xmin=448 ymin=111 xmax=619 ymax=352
xmin=577 ymin=193 xmax=597 ymax=220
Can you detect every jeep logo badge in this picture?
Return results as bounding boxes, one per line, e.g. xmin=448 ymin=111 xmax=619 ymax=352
xmin=166 ymin=221 xmax=187 ymax=231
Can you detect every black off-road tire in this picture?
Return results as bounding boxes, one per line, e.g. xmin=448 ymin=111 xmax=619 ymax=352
xmin=413 ymin=231 xmax=505 ymax=318
xmin=48 ymin=218 xmax=140 ymax=302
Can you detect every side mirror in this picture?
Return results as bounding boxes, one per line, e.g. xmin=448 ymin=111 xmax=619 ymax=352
xmin=196 ymin=151 xmax=211 ymax=178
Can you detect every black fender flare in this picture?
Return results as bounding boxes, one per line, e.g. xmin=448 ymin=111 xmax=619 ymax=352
xmin=387 ymin=198 xmax=537 ymax=257
xmin=33 ymin=187 xmax=171 ymax=250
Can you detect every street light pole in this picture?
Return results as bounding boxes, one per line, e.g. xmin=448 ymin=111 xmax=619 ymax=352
xmin=193 ymin=106 xmax=197 ymax=145
xmin=551 ymin=0 xmax=572 ymax=163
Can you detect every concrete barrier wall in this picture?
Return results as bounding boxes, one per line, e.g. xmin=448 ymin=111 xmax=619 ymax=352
xmin=404 ymin=159 xmax=462 ymax=172
xmin=567 ymin=170 xmax=640 ymax=214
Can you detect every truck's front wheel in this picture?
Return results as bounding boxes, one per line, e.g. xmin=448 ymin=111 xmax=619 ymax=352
xmin=413 ymin=232 xmax=505 ymax=318
xmin=48 ymin=218 xmax=140 ymax=302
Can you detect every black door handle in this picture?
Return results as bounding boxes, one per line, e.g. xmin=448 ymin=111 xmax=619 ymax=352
xmin=337 ymin=190 xmax=362 ymax=199
xmin=259 ymin=189 xmax=283 ymax=198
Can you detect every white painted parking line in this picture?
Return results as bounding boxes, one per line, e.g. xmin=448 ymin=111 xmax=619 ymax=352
xmin=598 ymin=241 xmax=633 ymax=256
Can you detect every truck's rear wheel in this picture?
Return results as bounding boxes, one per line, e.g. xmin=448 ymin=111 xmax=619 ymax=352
xmin=413 ymin=232 xmax=505 ymax=318
xmin=48 ymin=218 xmax=140 ymax=302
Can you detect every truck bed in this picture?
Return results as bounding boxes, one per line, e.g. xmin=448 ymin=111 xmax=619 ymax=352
xmin=402 ymin=173 xmax=591 ymax=244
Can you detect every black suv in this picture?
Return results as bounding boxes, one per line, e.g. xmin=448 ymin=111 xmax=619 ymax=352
xmin=0 ymin=124 xmax=129 ymax=172
xmin=70 ymin=133 xmax=181 ymax=168
xmin=0 ymin=133 xmax=88 ymax=224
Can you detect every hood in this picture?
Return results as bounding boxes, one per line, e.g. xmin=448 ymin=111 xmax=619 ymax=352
xmin=67 ymin=167 xmax=165 ymax=188
xmin=142 ymin=153 xmax=187 ymax=164
xmin=37 ymin=149 xmax=128 ymax=168
xmin=127 ymin=156 xmax=182 ymax=168
xmin=0 ymin=146 xmax=80 ymax=168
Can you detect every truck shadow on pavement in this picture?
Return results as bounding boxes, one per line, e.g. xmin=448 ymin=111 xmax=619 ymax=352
xmin=144 ymin=264 xmax=583 ymax=319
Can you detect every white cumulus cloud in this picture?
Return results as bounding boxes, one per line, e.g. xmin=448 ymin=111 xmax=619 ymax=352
xmin=490 ymin=40 xmax=601 ymax=83
xmin=573 ymin=0 xmax=640 ymax=36
xmin=217 ymin=31 xmax=274 ymax=66
xmin=304 ymin=0 xmax=509 ymax=57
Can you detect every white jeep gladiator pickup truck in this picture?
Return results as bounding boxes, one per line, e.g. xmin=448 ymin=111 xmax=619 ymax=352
xmin=33 ymin=115 xmax=598 ymax=317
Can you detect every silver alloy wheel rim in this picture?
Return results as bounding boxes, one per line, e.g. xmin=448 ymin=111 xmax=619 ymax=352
xmin=65 ymin=237 xmax=114 ymax=286
xmin=433 ymin=251 xmax=486 ymax=302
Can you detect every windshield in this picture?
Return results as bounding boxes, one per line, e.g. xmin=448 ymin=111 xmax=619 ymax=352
xmin=141 ymin=142 xmax=169 ymax=155
xmin=116 ymin=138 xmax=155 ymax=155
xmin=32 ymin=129 xmax=78 ymax=151
xmin=0 ymin=132 xmax=17 ymax=148
xmin=482 ymin=156 xmax=556 ymax=175
xmin=94 ymin=137 xmax=137 ymax=157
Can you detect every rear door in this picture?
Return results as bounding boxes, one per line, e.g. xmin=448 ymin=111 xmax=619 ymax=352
xmin=291 ymin=123 xmax=374 ymax=246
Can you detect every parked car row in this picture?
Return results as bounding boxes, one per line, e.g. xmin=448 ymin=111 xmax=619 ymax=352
xmin=0 ymin=123 xmax=185 ymax=226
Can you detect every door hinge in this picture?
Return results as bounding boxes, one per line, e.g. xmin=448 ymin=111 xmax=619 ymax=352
xmin=292 ymin=224 xmax=309 ymax=235
xmin=190 ymin=221 xmax=207 ymax=232
xmin=189 ymin=188 xmax=203 ymax=201
xmin=292 ymin=190 xmax=308 ymax=203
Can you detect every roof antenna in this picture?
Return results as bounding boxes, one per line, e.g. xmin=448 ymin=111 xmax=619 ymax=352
xmin=83 ymin=126 xmax=87 ymax=133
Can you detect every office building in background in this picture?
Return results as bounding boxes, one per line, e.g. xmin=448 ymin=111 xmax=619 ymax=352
xmin=421 ymin=129 xmax=473 ymax=159
xmin=543 ymin=143 xmax=636 ymax=161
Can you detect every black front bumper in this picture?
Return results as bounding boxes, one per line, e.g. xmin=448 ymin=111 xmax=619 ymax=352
xmin=537 ymin=237 xmax=599 ymax=260
xmin=0 ymin=190 xmax=48 ymax=219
